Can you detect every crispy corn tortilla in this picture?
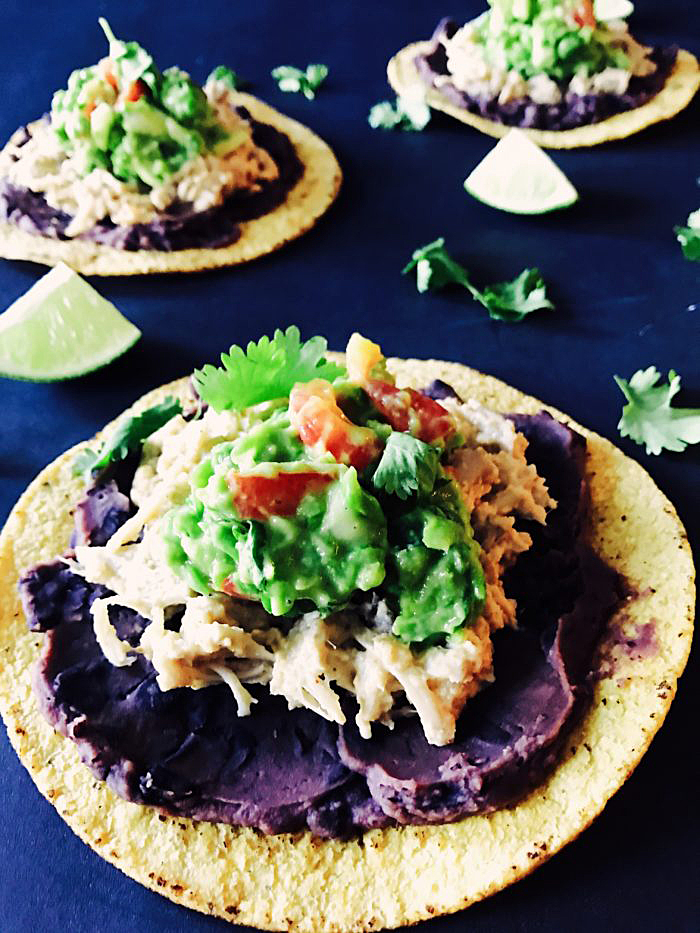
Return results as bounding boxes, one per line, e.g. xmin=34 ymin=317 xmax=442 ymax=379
xmin=0 ymin=92 xmax=342 ymax=275
xmin=387 ymin=43 xmax=700 ymax=148
xmin=0 ymin=356 xmax=694 ymax=932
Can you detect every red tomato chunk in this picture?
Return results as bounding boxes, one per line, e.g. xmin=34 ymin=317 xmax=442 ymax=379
xmin=365 ymin=380 xmax=455 ymax=445
xmin=228 ymin=470 xmax=334 ymax=522
xmin=289 ymin=379 xmax=380 ymax=471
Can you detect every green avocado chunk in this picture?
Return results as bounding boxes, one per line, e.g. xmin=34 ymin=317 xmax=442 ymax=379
xmin=386 ymin=486 xmax=486 ymax=644
xmin=228 ymin=408 xmax=305 ymax=469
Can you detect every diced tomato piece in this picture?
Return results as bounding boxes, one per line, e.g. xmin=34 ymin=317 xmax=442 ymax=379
xmin=220 ymin=578 xmax=255 ymax=599
xmin=289 ymin=379 xmax=380 ymax=471
xmin=100 ymin=58 xmax=119 ymax=91
xmin=364 ymin=380 xmax=455 ymax=445
xmin=573 ymin=0 xmax=596 ymax=27
xmin=125 ymin=80 xmax=145 ymax=102
xmin=228 ymin=470 xmax=334 ymax=522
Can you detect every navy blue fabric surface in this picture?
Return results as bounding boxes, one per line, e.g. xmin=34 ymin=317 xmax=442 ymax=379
xmin=0 ymin=1 xmax=698 ymax=930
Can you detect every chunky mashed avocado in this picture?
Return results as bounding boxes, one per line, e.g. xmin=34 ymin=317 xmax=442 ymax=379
xmin=50 ymin=18 xmax=244 ymax=188
xmin=165 ymin=454 xmax=388 ymax=615
xmin=161 ymin=329 xmax=486 ymax=644
xmin=478 ymin=0 xmax=628 ymax=81
xmin=387 ymin=484 xmax=486 ymax=642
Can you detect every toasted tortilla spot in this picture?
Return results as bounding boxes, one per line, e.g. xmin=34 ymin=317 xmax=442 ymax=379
xmin=387 ymin=43 xmax=700 ymax=148
xmin=0 ymin=93 xmax=342 ymax=275
xmin=0 ymin=356 xmax=694 ymax=931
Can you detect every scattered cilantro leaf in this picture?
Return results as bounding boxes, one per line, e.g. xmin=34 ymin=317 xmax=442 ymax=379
xmin=676 ymin=209 xmax=700 ymax=262
xmin=368 ymin=101 xmax=401 ymax=130
xmin=368 ymin=95 xmax=430 ymax=132
xmin=614 ymin=367 xmax=700 ymax=455
xmin=193 ymin=326 xmax=346 ymax=412
xmin=403 ymin=238 xmax=471 ymax=293
xmin=372 ymin=432 xmax=440 ymax=500
xmin=207 ymin=65 xmax=243 ymax=91
xmin=477 ymin=268 xmax=554 ymax=322
xmin=74 ymin=397 xmax=182 ymax=477
xmin=271 ymin=63 xmax=328 ymax=100
xmin=403 ymin=238 xmax=554 ymax=321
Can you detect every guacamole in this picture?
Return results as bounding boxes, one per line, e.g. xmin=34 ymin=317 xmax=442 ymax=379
xmin=50 ymin=18 xmax=245 ymax=189
xmin=477 ymin=0 xmax=628 ymax=82
xmin=161 ymin=330 xmax=486 ymax=644
xmin=165 ymin=454 xmax=388 ymax=616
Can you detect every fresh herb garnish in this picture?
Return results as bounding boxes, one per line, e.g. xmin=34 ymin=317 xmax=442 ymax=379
xmin=478 ymin=268 xmax=554 ymax=322
xmin=404 ymin=238 xmax=472 ymax=293
xmin=193 ymin=326 xmax=346 ymax=413
xmin=614 ymin=367 xmax=700 ymax=455
xmin=99 ymin=17 xmax=159 ymax=95
xmin=372 ymin=432 xmax=439 ymax=500
xmin=74 ymin=397 xmax=182 ymax=477
xmin=368 ymin=95 xmax=430 ymax=132
xmin=675 ymin=209 xmax=700 ymax=262
xmin=207 ymin=64 xmax=243 ymax=91
xmin=403 ymin=238 xmax=553 ymax=321
xmin=271 ymin=64 xmax=328 ymax=100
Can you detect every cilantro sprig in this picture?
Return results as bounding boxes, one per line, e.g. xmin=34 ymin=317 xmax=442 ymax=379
xmin=372 ymin=432 xmax=439 ymax=500
xmin=271 ymin=64 xmax=328 ymax=100
xmin=614 ymin=367 xmax=700 ymax=455
xmin=74 ymin=397 xmax=182 ymax=478
xmin=675 ymin=208 xmax=700 ymax=262
xmin=403 ymin=237 xmax=554 ymax=322
xmin=479 ymin=268 xmax=554 ymax=321
xmin=207 ymin=65 xmax=243 ymax=91
xmin=368 ymin=95 xmax=430 ymax=132
xmin=98 ymin=17 xmax=159 ymax=95
xmin=193 ymin=326 xmax=345 ymax=413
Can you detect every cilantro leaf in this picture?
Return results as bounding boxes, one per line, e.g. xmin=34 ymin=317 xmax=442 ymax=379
xmin=614 ymin=367 xmax=700 ymax=455
xmin=368 ymin=101 xmax=401 ymax=130
xmin=372 ymin=432 xmax=440 ymax=500
xmin=207 ymin=65 xmax=243 ymax=91
xmin=98 ymin=18 xmax=159 ymax=95
xmin=677 ymin=227 xmax=700 ymax=261
xmin=477 ymin=268 xmax=554 ymax=322
xmin=193 ymin=326 xmax=346 ymax=412
xmin=676 ymin=209 xmax=700 ymax=262
xmin=402 ymin=237 xmax=472 ymax=293
xmin=74 ymin=397 xmax=182 ymax=477
xmin=403 ymin=238 xmax=554 ymax=321
xmin=271 ymin=63 xmax=328 ymax=100
xmin=368 ymin=95 xmax=430 ymax=132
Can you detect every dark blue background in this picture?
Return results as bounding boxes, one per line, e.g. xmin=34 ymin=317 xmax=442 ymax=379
xmin=0 ymin=1 xmax=698 ymax=930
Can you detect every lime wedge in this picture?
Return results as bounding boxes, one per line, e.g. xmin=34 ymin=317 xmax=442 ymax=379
xmin=0 ymin=263 xmax=141 ymax=382
xmin=594 ymin=0 xmax=634 ymax=20
xmin=464 ymin=128 xmax=578 ymax=215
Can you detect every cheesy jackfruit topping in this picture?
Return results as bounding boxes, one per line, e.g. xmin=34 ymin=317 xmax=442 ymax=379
xmin=68 ymin=330 xmax=554 ymax=746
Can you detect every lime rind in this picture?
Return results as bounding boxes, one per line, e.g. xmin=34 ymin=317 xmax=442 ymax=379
xmin=464 ymin=128 xmax=579 ymax=215
xmin=0 ymin=262 xmax=141 ymax=382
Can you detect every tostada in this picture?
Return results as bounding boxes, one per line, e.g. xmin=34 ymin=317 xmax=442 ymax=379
xmin=0 ymin=329 xmax=694 ymax=930
xmin=0 ymin=21 xmax=341 ymax=275
xmin=387 ymin=0 xmax=700 ymax=148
